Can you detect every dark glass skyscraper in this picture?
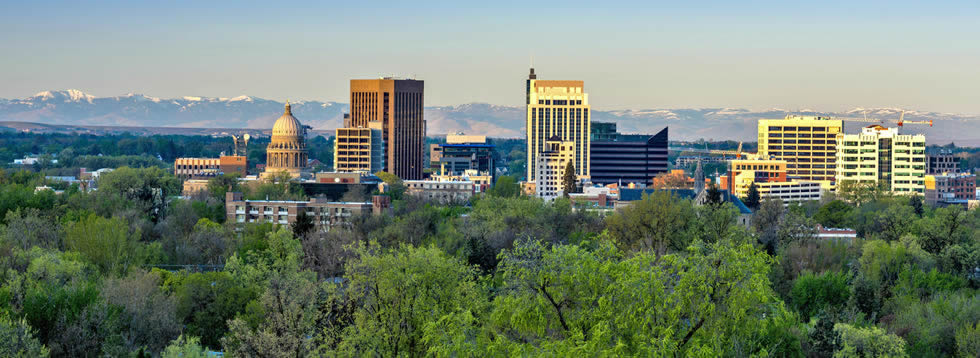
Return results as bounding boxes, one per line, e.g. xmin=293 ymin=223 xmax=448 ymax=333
xmin=589 ymin=127 xmax=669 ymax=186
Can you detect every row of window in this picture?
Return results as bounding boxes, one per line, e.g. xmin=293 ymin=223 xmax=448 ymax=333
xmin=407 ymin=184 xmax=473 ymax=190
xmin=769 ymin=152 xmax=835 ymax=157
xmin=768 ymin=146 xmax=832 ymax=151
xmin=536 ymin=99 xmax=584 ymax=105
xmin=768 ymin=133 xmax=836 ymax=138
xmin=768 ymin=126 xmax=835 ymax=131
xmin=175 ymin=164 xmax=219 ymax=170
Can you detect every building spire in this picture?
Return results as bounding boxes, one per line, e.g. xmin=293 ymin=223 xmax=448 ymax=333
xmin=284 ymin=100 xmax=292 ymax=115
xmin=528 ymin=54 xmax=536 ymax=80
xmin=694 ymin=157 xmax=705 ymax=194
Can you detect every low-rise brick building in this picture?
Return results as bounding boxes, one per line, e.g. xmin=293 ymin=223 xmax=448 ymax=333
xmin=225 ymin=192 xmax=389 ymax=231
xmin=404 ymin=180 xmax=475 ymax=204
xmin=925 ymin=173 xmax=977 ymax=206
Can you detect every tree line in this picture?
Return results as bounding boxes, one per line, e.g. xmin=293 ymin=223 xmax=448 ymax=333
xmin=1 ymin=163 xmax=978 ymax=356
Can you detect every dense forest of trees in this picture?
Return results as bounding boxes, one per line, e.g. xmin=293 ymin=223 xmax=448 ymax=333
xmin=1 ymin=163 xmax=978 ymax=357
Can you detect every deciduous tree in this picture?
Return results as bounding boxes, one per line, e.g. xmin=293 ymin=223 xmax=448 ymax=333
xmin=833 ymin=323 xmax=907 ymax=358
xmin=101 ymin=270 xmax=181 ymax=355
xmin=604 ymin=190 xmax=696 ymax=256
xmin=65 ymin=214 xmax=142 ymax=274
xmin=814 ymin=200 xmax=854 ymax=228
xmin=161 ymin=335 xmax=208 ymax=358
xmin=0 ymin=314 xmax=49 ymax=357
xmin=465 ymin=238 xmax=788 ymax=356
xmin=325 ymin=245 xmax=486 ymax=356
xmin=487 ymin=175 xmax=520 ymax=198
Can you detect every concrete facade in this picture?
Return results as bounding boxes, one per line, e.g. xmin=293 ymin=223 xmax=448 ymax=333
xmin=927 ymin=150 xmax=959 ymax=174
xmin=835 ymin=125 xmax=926 ymax=195
xmin=720 ymin=158 xmax=820 ymax=204
xmin=334 ymin=121 xmax=384 ymax=173
xmin=534 ymin=137 xmax=576 ymax=201
xmin=404 ymin=180 xmax=475 ymax=203
xmin=225 ymin=192 xmax=389 ymax=231
xmin=758 ymin=116 xmax=843 ymax=189
xmin=174 ymin=156 xmax=246 ymax=179
xmin=429 ymin=139 xmax=495 ymax=179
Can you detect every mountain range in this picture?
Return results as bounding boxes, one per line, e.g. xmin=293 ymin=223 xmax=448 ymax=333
xmin=1 ymin=90 xmax=978 ymax=145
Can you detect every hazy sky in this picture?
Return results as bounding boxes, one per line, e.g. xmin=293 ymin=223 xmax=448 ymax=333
xmin=2 ymin=1 xmax=979 ymax=113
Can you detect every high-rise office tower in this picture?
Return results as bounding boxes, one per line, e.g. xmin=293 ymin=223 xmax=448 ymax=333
xmin=835 ymin=125 xmax=926 ymax=195
xmin=349 ymin=78 xmax=425 ymax=180
xmin=757 ymin=115 xmax=843 ymax=189
xmin=526 ymin=68 xmax=590 ymax=182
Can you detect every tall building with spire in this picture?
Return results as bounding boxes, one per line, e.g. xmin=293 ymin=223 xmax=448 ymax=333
xmin=525 ymin=68 xmax=590 ymax=182
xmin=348 ymin=78 xmax=425 ymax=180
xmin=694 ymin=158 xmax=705 ymax=194
xmin=263 ymin=102 xmax=310 ymax=179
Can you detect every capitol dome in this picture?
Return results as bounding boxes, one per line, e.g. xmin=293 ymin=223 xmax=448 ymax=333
xmin=262 ymin=101 xmax=310 ymax=179
xmin=272 ymin=102 xmax=305 ymax=138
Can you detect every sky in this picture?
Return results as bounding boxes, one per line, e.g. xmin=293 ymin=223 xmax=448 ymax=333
xmin=2 ymin=1 xmax=979 ymax=113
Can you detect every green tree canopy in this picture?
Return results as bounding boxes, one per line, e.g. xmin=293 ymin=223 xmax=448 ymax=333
xmin=374 ymin=171 xmax=406 ymax=200
xmin=487 ymin=175 xmax=520 ymax=198
xmin=430 ymin=238 xmax=790 ymax=356
xmin=324 ymin=244 xmax=485 ymax=356
xmin=604 ymin=190 xmax=696 ymax=256
xmin=813 ymin=200 xmax=854 ymax=228
xmin=0 ymin=313 xmax=49 ymax=357
xmin=833 ymin=323 xmax=908 ymax=358
xmin=65 ymin=214 xmax=145 ymax=275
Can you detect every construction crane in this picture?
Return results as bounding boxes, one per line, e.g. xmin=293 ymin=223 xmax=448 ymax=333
xmin=669 ymin=142 xmax=760 ymax=161
xmin=705 ymin=141 xmax=760 ymax=160
xmin=786 ymin=110 xmax=933 ymax=128
xmin=895 ymin=111 xmax=933 ymax=127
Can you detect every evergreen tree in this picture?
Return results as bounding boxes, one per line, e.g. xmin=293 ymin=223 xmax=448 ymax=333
xmin=562 ymin=161 xmax=577 ymax=196
xmin=706 ymin=184 xmax=722 ymax=205
xmin=744 ymin=182 xmax=761 ymax=209
xmin=909 ymin=195 xmax=924 ymax=217
xmin=292 ymin=211 xmax=315 ymax=239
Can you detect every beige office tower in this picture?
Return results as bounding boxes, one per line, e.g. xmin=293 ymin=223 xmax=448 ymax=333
xmin=525 ymin=68 xmax=590 ymax=182
xmin=334 ymin=118 xmax=384 ymax=174
xmin=757 ymin=116 xmax=843 ymax=189
xmin=835 ymin=125 xmax=926 ymax=195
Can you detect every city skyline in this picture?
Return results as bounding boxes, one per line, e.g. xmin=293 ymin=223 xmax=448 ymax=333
xmin=2 ymin=2 xmax=979 ymax=113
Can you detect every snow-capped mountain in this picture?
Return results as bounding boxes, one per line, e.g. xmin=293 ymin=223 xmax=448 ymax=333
xmin=0 ymin=90 xmax=347 ymax=130
xmin=1 ymin=90 xmax=978 ymax=144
